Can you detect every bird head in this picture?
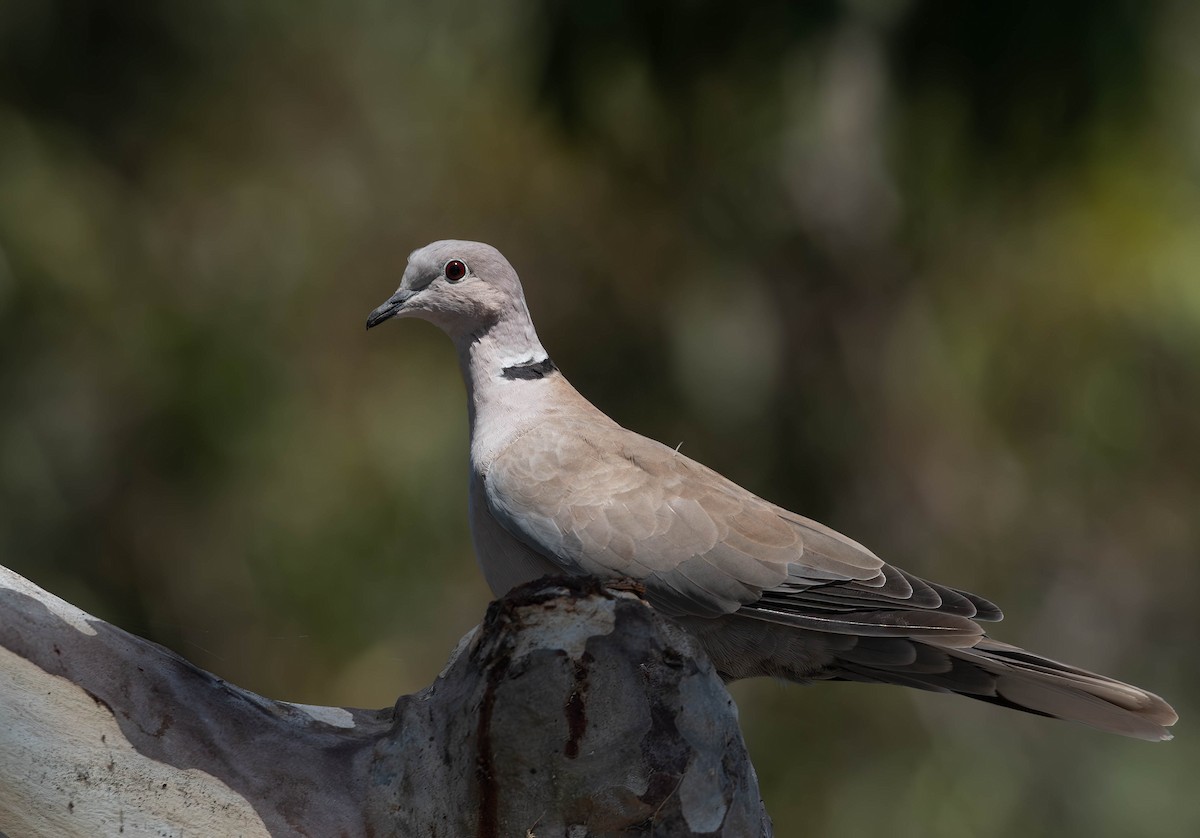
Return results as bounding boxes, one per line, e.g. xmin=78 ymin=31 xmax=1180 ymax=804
xmin=366 ymin=240 xmax=529 ymax=339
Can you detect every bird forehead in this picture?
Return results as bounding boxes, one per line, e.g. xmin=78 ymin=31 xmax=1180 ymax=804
xmin=410 ymin=239 xmax=504 ymax=270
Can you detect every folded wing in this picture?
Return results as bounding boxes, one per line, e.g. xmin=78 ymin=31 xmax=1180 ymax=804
xmin=484 ymin=417 xmax=997 ymax=641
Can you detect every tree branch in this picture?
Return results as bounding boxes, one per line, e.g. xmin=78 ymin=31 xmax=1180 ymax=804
xmin=0 ymin=567 xmax=771 ymax=837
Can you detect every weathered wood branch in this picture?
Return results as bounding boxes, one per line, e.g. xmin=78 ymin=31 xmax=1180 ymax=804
xmin=0 ymin=566 xmax=771 ymax=837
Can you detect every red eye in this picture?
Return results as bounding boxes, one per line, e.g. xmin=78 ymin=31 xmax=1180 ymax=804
xmin=444 ymin=260 xmax=468 ymax=282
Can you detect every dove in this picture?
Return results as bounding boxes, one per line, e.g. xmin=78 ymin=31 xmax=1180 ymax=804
xmin=366 ymin=240 xmax=1177 ymax=740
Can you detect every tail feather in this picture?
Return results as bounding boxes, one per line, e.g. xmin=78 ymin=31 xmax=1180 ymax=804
xmin=989 ymin=674 xmax=1170 ymax=740
xmin=688 ymin=612 xmax=1176 ymax=740
xmin=961 ymin=639 xmax=1178 ymax=733
xmin=831 ymin=636 xmax=1178 ymax=741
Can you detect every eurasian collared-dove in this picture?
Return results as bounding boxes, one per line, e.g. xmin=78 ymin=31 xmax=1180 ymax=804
xmin=367 ymin=240 xmax=1177 ymax=740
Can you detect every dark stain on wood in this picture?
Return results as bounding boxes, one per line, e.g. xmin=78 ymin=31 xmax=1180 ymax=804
xmin=564 ymin=652 xmax=593 ymax=759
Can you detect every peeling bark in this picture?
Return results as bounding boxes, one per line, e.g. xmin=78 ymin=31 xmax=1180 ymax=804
xmin=0 ymin=567 xmax=771 ymax=837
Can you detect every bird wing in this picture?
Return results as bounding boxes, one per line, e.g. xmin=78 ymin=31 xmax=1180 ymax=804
xmin=483 ymin=417 xmax=999 ymax=641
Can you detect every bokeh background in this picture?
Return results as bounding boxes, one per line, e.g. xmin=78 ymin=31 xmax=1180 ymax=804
xmin=3 ymin=1 xmax=1198 ymax=834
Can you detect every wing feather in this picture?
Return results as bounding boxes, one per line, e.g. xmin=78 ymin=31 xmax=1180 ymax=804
xmin=484 ymin=417 xmax=998 ymax=635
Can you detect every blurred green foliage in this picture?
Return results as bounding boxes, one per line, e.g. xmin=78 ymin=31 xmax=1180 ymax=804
xmin=2 ymin=1 xmax=1197 ymax=835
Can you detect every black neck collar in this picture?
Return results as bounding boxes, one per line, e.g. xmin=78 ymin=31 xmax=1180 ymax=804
xmin=500 ymin=357 xmax=558 ymax=380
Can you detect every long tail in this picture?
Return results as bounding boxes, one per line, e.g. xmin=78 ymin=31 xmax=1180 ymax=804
xmin=831 ymin=636 xmax=1177 ymax=741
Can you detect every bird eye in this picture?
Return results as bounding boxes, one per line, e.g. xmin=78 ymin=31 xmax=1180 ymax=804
xmin=444 ymin=260 xmax=468 ymax=282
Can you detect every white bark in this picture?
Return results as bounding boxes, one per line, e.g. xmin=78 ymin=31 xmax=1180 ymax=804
xmin=0 ymin=567 xmax=771 ymax=837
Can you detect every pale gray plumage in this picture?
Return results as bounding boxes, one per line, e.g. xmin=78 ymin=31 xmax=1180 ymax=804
xmin=367 ymin=239 xmax=1178 ymax=741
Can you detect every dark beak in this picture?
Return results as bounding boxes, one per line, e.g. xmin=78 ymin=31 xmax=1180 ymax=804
xmin=366 ymin=290 xmax=414 ymax=330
